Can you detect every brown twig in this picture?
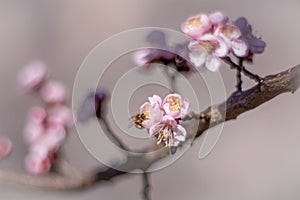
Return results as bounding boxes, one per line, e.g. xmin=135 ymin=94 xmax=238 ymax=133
xmin=0 ymin=64 xmax=300 ymax=190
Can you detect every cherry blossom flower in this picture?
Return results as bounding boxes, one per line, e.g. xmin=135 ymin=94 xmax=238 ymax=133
xmin=188 ymin=34 xmax=228 ymax=71
xmin=208 ymin=11 xmax=228 ymax=26
xmin=162 ymin=93 xmax=190 ymax=119
xmin=149 ymin=115 xmax=187 ymax=147
xmin=18 ymin=60 xmax=48 ymax=93
xmin=181 ymin=14 xmax=212 ymax=40
xmin=139 ymin=95 xmax=164 ymax=128
xmin=40 ymin=80 xmax=68 ymax=104
xmin=0 ymin=137 xmax=12 ymax=158
xmin=214 ymin=23 xmax=248 ymax=57
xmin=234 ymin=17 xmax=266 ymax=54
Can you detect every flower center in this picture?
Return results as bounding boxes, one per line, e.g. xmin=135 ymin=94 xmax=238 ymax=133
xmin=220 ymin=24 xmax=241 ymax=39
xmin=156 ymin=125 xmax=174 ymax=147
xmin=166 ymin=96 xmax=181 ymax=111
xmin=185 ymin=16 xmax=201 ymax=30
xmin=199 ymin=40 xmax=217 ymax=54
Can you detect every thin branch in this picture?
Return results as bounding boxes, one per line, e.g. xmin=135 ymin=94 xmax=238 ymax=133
xmin=142 ymin=172 xmax=151 ymax=200
xmin=0 ymin=64 xmax=300 ymax=190
xmin=100 ymin=115 xmax=129 ymax=151
xmin=223 ymin=57 xmax=262 ymax=83
xmin=162 ymin=66 xmax=178 ymax=93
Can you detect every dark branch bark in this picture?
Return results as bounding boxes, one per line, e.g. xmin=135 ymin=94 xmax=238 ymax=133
xmin=1 ymin=64 xmax=300 ymax=190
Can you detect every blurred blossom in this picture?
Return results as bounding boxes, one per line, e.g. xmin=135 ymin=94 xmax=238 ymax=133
xmin=27 ymin=106 xmax=47 ymax=125
xmin=23 ymin=122 xmax=45 ymax=144
xmin=47 ymin=105 xmax=73 ymax=127
xmin=0 ymin=137 xmax=12 ymax=158
xmin=149 ymin=115 xmax=187 ymax=147
xmin=234 ymin=17 xmax=266 ymax=55
xmin=146 ymin=30 xmax=168 ymax=48
xmin=18 ymin=60 xmax=48 ymax=93
xmin=208 ymin=11 xmax=228 ymax=26
xmin=77 ymin=89 xmax=107 ymax=122
xmin=25 ymin=153 xmax=51 ymax=175
xmin=29 ymin=125 xmax=66 ymax=158
xmin=40 ymin=80 xmax=68 ymax=104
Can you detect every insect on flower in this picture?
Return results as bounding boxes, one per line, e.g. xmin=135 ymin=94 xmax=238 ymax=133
xmin=131 ymin=113 xmax=147 ymax=129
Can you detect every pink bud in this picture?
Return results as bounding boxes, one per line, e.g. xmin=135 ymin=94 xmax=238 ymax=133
xmin=47 ymin=105 xmax=74 ymax=127
xmin=23 ymin=122 xmax=45 ymax=144
xmin=25 ymin=153 xmax=51 ymax=175
xmin=18 ymin=60 xmax=48 ymax=93
xmin=40 ymin=81 xmax=68 ymax=104
xmin=27 ymin=106 xmax=47 ymax=125
xmin=0 ymin=137 xmax=12 ymax=158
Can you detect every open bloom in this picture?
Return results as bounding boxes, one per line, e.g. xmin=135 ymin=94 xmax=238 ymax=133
xmin=234 ymin=17 xmax=266 ymax=54
xmin=162 ymin=93 xmax=190 ymax=119
xmin=139 ymin=95 xmax=163 ymax=128
xmin=189 ymin=34 xmax=228 ymax=71
xmin=149 ymin=115 xmax=187 ymax=147
xmin=214 ymin=23 xmax=248 ymax=57
xmin=181 ymin=14 xmax=212 ymax=40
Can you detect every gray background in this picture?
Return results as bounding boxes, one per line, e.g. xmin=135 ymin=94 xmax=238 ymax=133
xmin=0 ymin=0 xmax=300 ymax=199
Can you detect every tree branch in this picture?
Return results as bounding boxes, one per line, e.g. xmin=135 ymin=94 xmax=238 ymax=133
xmin=0 ymin=64 xmax=300 ymax=190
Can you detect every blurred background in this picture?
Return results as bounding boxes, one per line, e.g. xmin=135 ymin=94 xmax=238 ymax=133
xmin=1 ymin=0 xmax=300 ymax=199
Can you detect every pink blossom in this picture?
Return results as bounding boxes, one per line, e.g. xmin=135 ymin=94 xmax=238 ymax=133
xmin=0 ymin=137 xmax=12 ymax=158
xmin=149 ymin=115 xmax=186 ymax=147
xmin=30 ymin=125 xmax=66 ymax=158
xmin=40 ymin=80 xmax=68 ymax=104
xmin=25 ymin=153 xmax=51 ymax=175
xmin=139 ymin=95 xmax=164 ymax=128
xmin=27 ymin=106 xmax=47 ymax=125
xmin=214 ymin=23 xmax=248 ymax=57
xmin=181 ymin=14 xmax=212 ymax=40
xmin=162 ymin=93 xmax=190 ymax=119
xmin=18 ymin=60 xmax=48 ymax=93
xmin=208 ymin=11 xmax=228 ymax=26
xmin=23 ymin=122 xmax=45 ymax=144
xmin=188 ymin=34 xmax=228 ymax=71
xmin=47 ymin=105 xmax=73 ymax=127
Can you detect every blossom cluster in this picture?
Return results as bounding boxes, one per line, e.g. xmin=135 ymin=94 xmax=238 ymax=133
xmin=18 ymin=61 xmax=73 ymax=174
xmin=134 ymin=94 xmax=190 ymax=147
xmin=182 ymin=11 xmax=266 ymax=71
xmin=132 ymin=31 xmax=195 ymax=72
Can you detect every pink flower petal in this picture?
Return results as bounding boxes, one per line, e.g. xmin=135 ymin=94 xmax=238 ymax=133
xmin=18 ymin=60 xmax=48 ymax=93
xmin=40 ymin=80 xmax=68 ymax=104
xmin=181 ymin=14 xmax=212 ymax=39
xmin=0 ymin=137 xmax=12 ymax=158
xmin=25 ymin=153 xmax=51 ymax=175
